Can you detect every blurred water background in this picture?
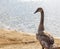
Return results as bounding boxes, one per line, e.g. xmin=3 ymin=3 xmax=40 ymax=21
xmin=0 ymin=0 xmax=60 ymax=37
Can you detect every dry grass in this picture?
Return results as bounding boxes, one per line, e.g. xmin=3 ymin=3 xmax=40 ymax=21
xmin=0 ymin=29 xmax=60 ymax=49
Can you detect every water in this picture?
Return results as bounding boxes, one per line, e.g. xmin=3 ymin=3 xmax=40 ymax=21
xmin=0 ymin=0 xmax=60 ymax=37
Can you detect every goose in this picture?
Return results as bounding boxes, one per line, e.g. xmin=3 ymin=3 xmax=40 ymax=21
xmin=34 ymin=8 xmax=54 ymax=49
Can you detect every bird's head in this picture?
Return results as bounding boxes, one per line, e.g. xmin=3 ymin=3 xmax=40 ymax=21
xmin=34 ymin=7 xmax=43 ymax=14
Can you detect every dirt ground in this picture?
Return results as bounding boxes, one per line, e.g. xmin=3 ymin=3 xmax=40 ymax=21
xmin=0 ymin=29 xmax=60 ymax=49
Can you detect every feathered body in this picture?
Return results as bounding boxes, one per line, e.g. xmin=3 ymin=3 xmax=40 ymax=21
xmin=34 ymin=8 xmax=54 ymax=49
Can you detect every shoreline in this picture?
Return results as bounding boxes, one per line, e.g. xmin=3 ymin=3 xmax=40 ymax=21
xmin=1 ymin=28 xmax=60 ymax=38
xmin=0 ymin=28 xmax=60 ymax=39
xmin=0 ymin=29 xmax=60 ymax=49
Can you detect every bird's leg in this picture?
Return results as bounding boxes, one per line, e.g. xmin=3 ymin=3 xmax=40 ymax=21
xmin=42 ymin=47 xmax=44 ymax=49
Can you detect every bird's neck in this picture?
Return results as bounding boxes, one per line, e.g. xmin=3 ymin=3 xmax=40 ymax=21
xmin=38 ymin=10 xmax=44 ymax=32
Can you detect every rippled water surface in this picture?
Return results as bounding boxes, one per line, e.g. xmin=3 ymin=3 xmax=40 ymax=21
xmin=0 ymin=0 xmax=60 ymax=37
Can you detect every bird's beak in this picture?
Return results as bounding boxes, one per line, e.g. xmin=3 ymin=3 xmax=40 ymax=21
xmin=34 ymin=11 xmax=37 ymax=14
xmin=34 ymin=9 xmax=38 ymax=14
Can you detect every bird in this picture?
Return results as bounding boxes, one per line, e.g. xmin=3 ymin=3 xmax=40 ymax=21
xmin=34 ymin=7 xmax=54 ymax=49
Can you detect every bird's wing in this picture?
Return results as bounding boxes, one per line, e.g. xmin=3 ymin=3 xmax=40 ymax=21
xmin=44 ymin=31 xmax=54 ymax=40
xmin=43 ymin=32 xmax=54 ymax=44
